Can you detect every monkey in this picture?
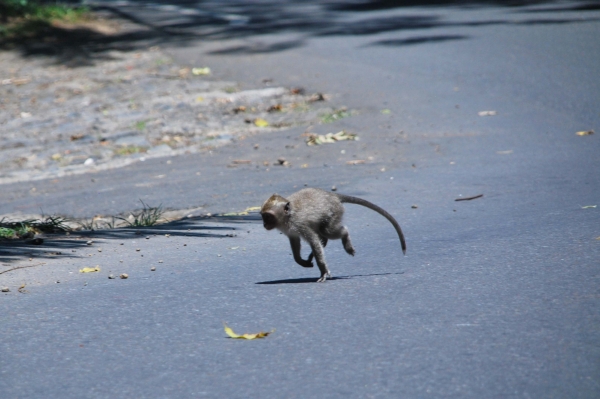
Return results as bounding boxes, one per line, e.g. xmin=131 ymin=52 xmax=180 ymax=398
xmin=260 ymin=188 xmax=406 ymax=282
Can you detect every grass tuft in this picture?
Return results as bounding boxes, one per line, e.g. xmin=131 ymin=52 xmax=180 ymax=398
xmin=116 ymin=200 xmax=163 ymax=227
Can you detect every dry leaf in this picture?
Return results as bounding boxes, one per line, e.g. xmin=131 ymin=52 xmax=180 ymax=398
xmin=478 ymin=110 xmax=497 ymax=116
xmin=576 ymin=130 xmax=594 ymax=136
xmin=223 ymin=322 xmax=274 ymax=340
xmin=306 ymin=131 xmax=358 ymax=146
xmin=244 ymin=206 xmax=261 ymax=212
xmin=346 ymin=160 xmax=366 ymax=165
xmin=581 ymin=205 xmax=597 ymax=209
xmin=192 ymin=67 xmax=211 ymax=75
xmin=254 ymin=118 xmax=269 ymax=127
xmin=80 ymin=266 xmax=100 ymax=273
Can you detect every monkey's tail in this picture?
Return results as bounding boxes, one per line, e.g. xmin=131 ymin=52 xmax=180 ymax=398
xmin=336 ymin=194 xmax=407 ymax=254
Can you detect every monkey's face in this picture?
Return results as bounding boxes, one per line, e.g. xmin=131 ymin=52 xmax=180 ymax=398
xmin=261 ymin=211 xmax=278 ymax=230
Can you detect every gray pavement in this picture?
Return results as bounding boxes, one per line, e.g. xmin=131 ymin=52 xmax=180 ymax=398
xmin=1 ymin=1 xmax=599 ymax=398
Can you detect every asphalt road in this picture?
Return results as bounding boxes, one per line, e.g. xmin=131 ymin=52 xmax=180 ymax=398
xmin=1 ymin=1 xmax=599 ymax=398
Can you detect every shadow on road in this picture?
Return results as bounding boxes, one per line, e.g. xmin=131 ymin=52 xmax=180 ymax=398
xmin=2 ymin=0 xmax=598 ymax=65
xmin=0 ymin=214 xmax=259 ymax=263
xmin=256 ymin=271 xmax=405 ymax=284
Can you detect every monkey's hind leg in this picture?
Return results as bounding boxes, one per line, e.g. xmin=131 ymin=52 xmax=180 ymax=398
xmin=304 ymin=231 xmax=331 ymax=282
xmin=339 ymin=226 xmax=356 ymax=256
xmin=307 ymin=237 xmax=328 ymax=264
xmin=322 ymin=224 xmax=356 ymax=257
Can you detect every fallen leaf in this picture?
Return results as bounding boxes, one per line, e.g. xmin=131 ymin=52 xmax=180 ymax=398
xmin=223 ymin=322 xmax=274 ymax=340
xmin=254 ymin=118 xmax=269 ymax=127
xmin=381 ymin=109 xmax=392 ymax=114
xmin=195 ymin=96 xmax=204 ymax=102
xmin=267 ymin=104 xmax=283 ymax=112
xmin=222 ymin=212 xmax=249 ymax=216
xmin=308 ymin=93 xmax=325 ymax=102
xmin=306 ymin=131 xmax=358 ymax=146
xmin=80 ymin=266 xmax=100 ymax=273
xmin=576 ymin=130 xmax=594 ymax=136
xmin=18 ymin=284 xmax=28 ymax=293
xmin=478 ymin=110 xmax=497 ymax=116
xmin=581 ymin=205 xmax=597 ymax=209
xmin=346 ymin=160 xmax=366 ymax=165
xmin=192 ymin=67 xmax=211 ymax=75
xmin=244 ymin=207 xmax=261 ymax=212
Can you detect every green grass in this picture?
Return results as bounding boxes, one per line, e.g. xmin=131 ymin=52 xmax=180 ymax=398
xmin=0 ymin=215 xmax=71 ymax=239
xmin=320 ymin=108 xmax=352 ymax=124
xmin=134 ymin=120 xmax=147 ymax=131
xmin=0 ymin=0 xmax=90 ymax=38
xmin=116 ymin=200 xmax=164 ymax=227
xmin=114 ymin=145 xmax=148 ymax=156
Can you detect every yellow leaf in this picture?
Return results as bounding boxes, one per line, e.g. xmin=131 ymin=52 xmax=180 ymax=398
xmin=195 ymin=96 xmax=204 ymax=102
xmin=223 ymin=322 xmax=274 ymax=340
xmin=576 ymin=130 xmax=594 ymax=136
xmin=254 ymin=118 xmax=269 ymax=127
xmin=192 ymin=67 xmax=211 ymax=75
xmin=221 ymin=211 xmax=249 ymax=216
xmin=80 ymin=266 xmax=100 ymax=273
xmin=244 ymin=206 xmax=261 ymax=212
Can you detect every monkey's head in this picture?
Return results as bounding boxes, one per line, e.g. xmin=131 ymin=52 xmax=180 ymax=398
xmin=260 ymin=194 xmax=290 ymax=230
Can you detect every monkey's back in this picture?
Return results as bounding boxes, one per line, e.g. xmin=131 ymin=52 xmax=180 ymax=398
xmin=288 ymin=188 xmax=344 ymax=231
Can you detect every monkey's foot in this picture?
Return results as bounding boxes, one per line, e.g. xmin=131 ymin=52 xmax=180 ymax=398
xmin=316 ymin=272 xmax=331 ymax=283
xmin=344 ymin=245 xmax=356 ymax=256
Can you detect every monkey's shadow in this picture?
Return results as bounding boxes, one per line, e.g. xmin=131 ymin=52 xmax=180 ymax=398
xmin=256 ymin=272 xmax=404 ymax=285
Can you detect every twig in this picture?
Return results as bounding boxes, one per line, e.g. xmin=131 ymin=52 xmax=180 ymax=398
xmin=0 ymin=263 xmax=45 ymax=275
xmin=455 ymin=194 xmax=483 ymax=202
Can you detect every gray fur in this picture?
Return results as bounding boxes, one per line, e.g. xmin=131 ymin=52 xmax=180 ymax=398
xmin=260 ymin=188 xmax=406 ymax=282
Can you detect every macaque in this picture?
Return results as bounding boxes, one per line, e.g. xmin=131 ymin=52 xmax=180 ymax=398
xmin=260 ymin=188 xmax=406 ymax=282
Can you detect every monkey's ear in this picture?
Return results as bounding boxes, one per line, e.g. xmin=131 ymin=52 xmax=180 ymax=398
xmin=284 ymin=202 xmax=291 ymax=214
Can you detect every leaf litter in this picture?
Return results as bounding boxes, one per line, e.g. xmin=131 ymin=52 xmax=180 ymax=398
xmin=306 ymin=130 xmax=358 ymax=146
xmin=223 ymin=322 xmax=274 ymax=340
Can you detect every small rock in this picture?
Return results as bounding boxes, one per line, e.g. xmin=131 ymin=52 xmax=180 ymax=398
xmin=151 ymin=267 xmax=156 ymax=271
xmin=331 ymin=186 xmax=337 ymax=191
xmin=108 ymin=274 xmax=116 ymax=279
xmin=1 ymin=287 xmax=10 ymax=292
xmin=97 ymin=249 xmax=102 ymax=252
xmin=158 ymin=260 xmax=163 ymax=263
xmin=136 ymin=248 xmax=140 ymax=251
xmin=86 ymin=240 xmax=93 ymax=245
xmin=120 ymin=274 xmax=128 ymax=279
xmin=411 ymin=205 xmax=418 ymax=209
xmin=84 ymin=158 xmax=95 ymax=166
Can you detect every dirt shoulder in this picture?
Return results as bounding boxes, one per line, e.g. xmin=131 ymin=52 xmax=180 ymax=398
xmin=0 ymin=10 xmax=336 ymax=187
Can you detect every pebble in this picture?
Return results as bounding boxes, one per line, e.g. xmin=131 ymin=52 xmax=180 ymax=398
xmin=151 ymin=266 xmax=156 ymax=271
xmin=108 ymin=274 xmax=116 ymax=279
xmin=120 ymin=274 xmax=129 ymax=279
xmin=1 ymin=287 xmax=9 ymax=292
xmin=86 ymin=240 xmax=93 ymax=245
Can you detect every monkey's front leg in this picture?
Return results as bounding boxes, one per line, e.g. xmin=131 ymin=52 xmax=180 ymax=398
xmin=289 ymin=236 xmax=313 ymax=268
